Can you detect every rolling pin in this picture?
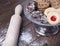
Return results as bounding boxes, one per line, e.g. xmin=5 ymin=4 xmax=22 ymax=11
xmin=2 ymin=4 xmax=22 ymax=46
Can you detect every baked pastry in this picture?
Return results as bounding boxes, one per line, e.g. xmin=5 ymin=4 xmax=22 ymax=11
xmin=36 ymin=0 xmax=50 ymax=11
xmin=44 ymin=7 xmax=56 ymax=16
xmin=50 ymin=0 xmax=60 ymax=8
xmin=46 ymin=12 xmax=60 ymax=25
xmin=44 ymin=7 xmax=60 ymax=16
xmin=57 ymin=8 xmax=60 ymax=13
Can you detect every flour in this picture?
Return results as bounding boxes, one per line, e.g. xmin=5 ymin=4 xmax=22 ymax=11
xmin=30 ymin=38 xmax=48 ymax=46
xmin=30 ymin=42 xmax=40 ymax=46
xmin=0 ymin=36 xmax=5 ymax=43
xmin=0 ymin=28 xmax=7 ymax=46
xmin=39 ymin=39 xmax=48 ymax=46
xmin=20 ymin=32 xmax=32 ymax=44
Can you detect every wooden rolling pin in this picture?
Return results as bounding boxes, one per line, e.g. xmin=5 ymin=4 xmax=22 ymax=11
xmin=2 ymin=4 xmax=22 ymax=46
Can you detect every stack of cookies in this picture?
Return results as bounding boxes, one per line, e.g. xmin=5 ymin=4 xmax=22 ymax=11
xmin=35 ymin=0 xmax=60 ymax=25
xmin=36 ymin=0 xmax=60 ymax=11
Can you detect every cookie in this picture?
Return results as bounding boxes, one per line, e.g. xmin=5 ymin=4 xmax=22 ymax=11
xmin=44 ymin=7 xmax=60 ymax=16
xmin=44 ymin=7 xmax=56 ymax=16
xmin=57 ymin=8 xmax=60 ymax=14
xmin=36 ymin=0 xmax=50 ymax=10
xmin=50 ymin=0 xmax=60 ymax=8
xmin=46 ymin=11 xmax=60 ymax=25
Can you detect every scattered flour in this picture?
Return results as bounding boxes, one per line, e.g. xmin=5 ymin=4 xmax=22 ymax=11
xmin=0 ymin=28 xmax=7 ymax=46
xmin=30 ymin=38 xmax=48 ymax=46
xmin=39 ymin=39 xmax=48 ymax=46
xmin=30 ymin=42 xmax=40 ymax=46
xmin=20 ymin=32 xmax=32 ymax=44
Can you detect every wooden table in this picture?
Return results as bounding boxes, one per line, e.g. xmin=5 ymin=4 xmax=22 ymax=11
xmin=0 ymin=0 xmax=60 ymax=46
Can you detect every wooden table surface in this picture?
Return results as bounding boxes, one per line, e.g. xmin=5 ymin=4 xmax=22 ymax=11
xmin=0 ymin=0 xmax=60 ymax=46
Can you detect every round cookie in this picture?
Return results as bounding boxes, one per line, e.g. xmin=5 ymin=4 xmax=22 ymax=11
xmin=50 ymin=0 xmax=60 ymax=8
xmin=57 ymin=8 xmax=60 ymax=23
xmin=44 ymin=7 xmax=56 ymax=16
xmin=36 ymin=0 xmax=50 ymax=11
xmin=57 ymin=8 xmax=60 ymax=13
xmin=46 ymin=11 xmax=60 ymax=25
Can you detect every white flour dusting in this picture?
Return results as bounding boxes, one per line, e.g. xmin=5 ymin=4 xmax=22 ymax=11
xmin=20 ymin=32 xmax=32 ymax=44
xmin=0 ymin=28 xmax=7 ymax=46
xmin=39 ymin=39 xmax=48 ymax=46
xmin=30 ymin=42 xmax=40 ymax=46
xmin=30 ymin=38 xmax=48 ymax=46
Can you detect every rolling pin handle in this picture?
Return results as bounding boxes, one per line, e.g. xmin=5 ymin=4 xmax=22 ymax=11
xmin=15 ymin=4 xmax=22 ymax=15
